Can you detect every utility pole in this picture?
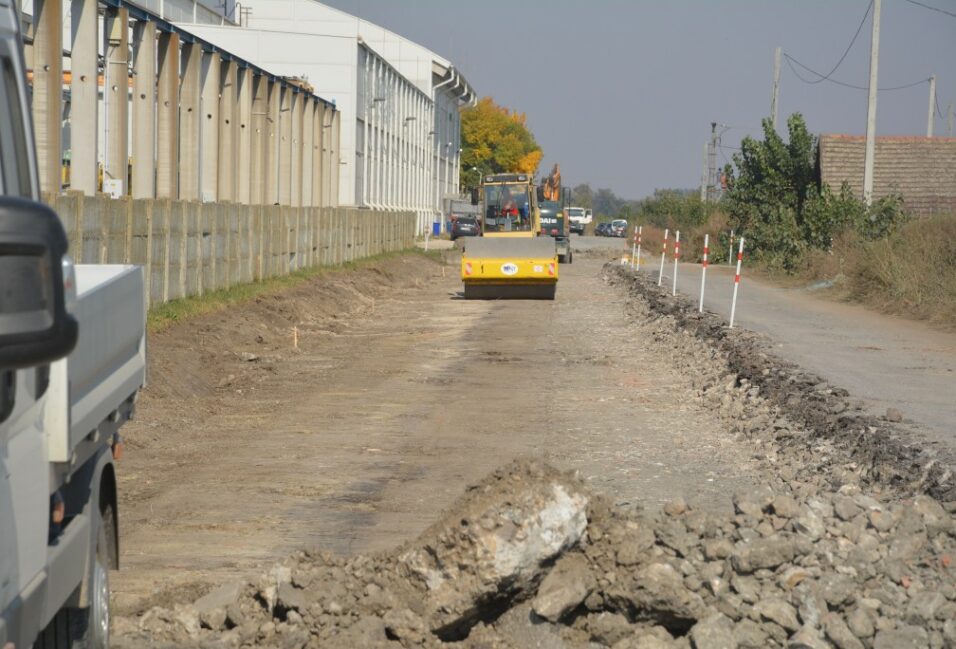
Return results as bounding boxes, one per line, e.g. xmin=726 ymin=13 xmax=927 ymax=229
xmin=926 ymin=75 xmax=936 ymax=137
xmin=700 ymin=142 xmax=707 ymax=202
xmin=863 ymin=0 xmax=881 ymax=205
xmin=948 ymin=102 xmax=954 ymax=137
xmin=770 ymin=46 xmax=781 ymax=130
xmin=707 ymin=122 xmax=718 ymax=202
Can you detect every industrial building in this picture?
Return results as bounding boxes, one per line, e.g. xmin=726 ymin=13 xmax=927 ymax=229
xmin=182 ymin=0 xmax=477 ymax=231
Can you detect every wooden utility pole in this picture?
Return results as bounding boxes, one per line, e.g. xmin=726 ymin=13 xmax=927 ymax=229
xmin=771 ymin=46 xmax=781 ymax=131
xmin=926 ymin=75 xmax=936 ymax=137
xmin=863 ymin=0 xmax=881 ymax=205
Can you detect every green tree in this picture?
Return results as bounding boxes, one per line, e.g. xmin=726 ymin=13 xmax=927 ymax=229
xmin=460 ymin=97 xmax=543 ymax=191
xmin=724 ymin=113 xmax=906 ymax=270
xmin=571 ymin=183 xmax=593 ymax=209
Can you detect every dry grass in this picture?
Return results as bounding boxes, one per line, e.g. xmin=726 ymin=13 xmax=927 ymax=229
xmin=845 ymin=215 xmax=956 ymax=328
xmin=783 ymin=215 xmax=956 ymax=330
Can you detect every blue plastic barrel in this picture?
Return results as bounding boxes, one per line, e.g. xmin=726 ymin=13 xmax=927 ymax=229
xmin=432 ymin=222 xmax=441 ymax=236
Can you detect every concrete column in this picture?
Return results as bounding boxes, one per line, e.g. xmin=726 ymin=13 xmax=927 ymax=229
xmin=156 ymin=31 xmax=180 ymax=199
xmin=237 ymin=67 xmax=254 ymax=204
xmin=70 ymin=0 xmax=97 ymax=195
xmin=278 ymin=86 xmax=292 ymax=205
xmin=314 ymin=103 xmax=325 ymax=207
xmin=218 ymin=59 xmax=238 ymax=202
xmin=199 ymin=51 xmax=221 ymax=202
xmin=104 ymin=7 xmax=129 ymax=195
xmin=290 ymin=90 xmax=302 ymax=207
xmin=250 ymin=73 xmax=268 ymax=205
xmin=265 ymin=80 xmax=280 ymax=204
xmin=324 ymin=107 xmax=333 ymax=208
xmin=131 ymin=21 xmax=156 ymax=199
xmin=302 ymin=98 xmax=314 ymax=207
xmin=179 ymin=42 xmax=202 ymax=200
xmin=33 ymin=0 xmax=62 ymax=194
xmin=331 ymin=111 xmax=340 ymax=207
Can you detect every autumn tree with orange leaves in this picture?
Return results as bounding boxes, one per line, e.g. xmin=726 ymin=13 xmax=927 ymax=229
xmin=460 ymin=97 xmax=543 ymax=191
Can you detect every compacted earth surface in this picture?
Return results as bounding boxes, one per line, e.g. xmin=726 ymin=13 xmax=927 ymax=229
xmin=111 ymin=249 xmax=955 ymax=648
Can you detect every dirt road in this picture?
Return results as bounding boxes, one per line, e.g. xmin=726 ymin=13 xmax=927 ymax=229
xmin=113 ymin=252 xmax=762 ymax=615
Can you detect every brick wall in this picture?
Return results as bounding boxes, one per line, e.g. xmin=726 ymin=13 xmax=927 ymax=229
xmin=817 ymin=135 xmax=956 ymax=216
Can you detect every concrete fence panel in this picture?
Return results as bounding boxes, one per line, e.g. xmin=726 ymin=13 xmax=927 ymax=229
xmin=46 ymin=195 xmax=416 ymax=307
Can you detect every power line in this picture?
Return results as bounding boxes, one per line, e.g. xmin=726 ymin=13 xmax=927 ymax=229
xmin=802 ymin=0 xmax=873 ymax=85
xmin=902 ymin=0 xmax=956 ymax=19
xmin=783 ymin=53 xmax=931 ymax=91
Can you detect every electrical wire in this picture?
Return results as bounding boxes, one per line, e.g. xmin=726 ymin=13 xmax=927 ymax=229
xmin=902 ymin=0 xmax=956 ymax=19
xmin=784 ymin=53 xmax=932 ymax=92
xmin=801 ymin=0 xmax=873 ymax=84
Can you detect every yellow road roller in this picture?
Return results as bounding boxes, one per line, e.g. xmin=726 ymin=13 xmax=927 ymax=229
xmin=461 ymin=173 xmax=558 ymax=300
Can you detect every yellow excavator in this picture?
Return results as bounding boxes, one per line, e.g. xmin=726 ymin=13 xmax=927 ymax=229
xmin=461 ymin=173 xmax=558 ymax=299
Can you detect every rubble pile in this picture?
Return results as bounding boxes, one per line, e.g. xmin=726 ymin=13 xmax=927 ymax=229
xmin=115 ymin=461 xmax=956 ymax=649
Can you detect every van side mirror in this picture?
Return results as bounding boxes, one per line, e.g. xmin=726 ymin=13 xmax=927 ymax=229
xmin=0 ymin=197 xmax=78 ymax=369
xmin=470 ymin=189 xmax=479 ymax=206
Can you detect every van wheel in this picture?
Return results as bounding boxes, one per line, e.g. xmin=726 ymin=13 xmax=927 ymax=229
xmin=70 ymin=504 xmax=115 ymax=649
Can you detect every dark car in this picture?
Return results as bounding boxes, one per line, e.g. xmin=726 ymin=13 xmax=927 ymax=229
xmin=595 ymin=222 xmax=612 ymax=236
xmin=451 ymin=216 xmax=481 ymax=240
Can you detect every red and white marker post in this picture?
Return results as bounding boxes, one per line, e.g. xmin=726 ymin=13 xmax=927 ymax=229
xmin=728 ymin=229 xmax=735 ymax=267
xmin=631 ymin=225 xmax=642 ymax=271
xmin=657 ymin=228 xmax=669 ymax=286
xmin=671 ymin=230 xmax=681 ymax=296
xmin=699 ymin=233 xmax=709 ymax=312
xmin=729 ymin=236 xmax=745 ymax=328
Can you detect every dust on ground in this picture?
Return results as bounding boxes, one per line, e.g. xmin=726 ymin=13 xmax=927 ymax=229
xmin=114 ymin=253 xmax=761 ymax=616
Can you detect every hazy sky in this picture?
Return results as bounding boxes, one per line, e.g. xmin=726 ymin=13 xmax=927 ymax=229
xmin=323 ymin=0 xmax=955 ymax=199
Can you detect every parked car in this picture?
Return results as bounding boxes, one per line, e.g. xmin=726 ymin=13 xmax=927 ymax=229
xmin=451 ymin=216 xmax=481 ymax=240
xmin=610 ymin=219 xmax=629 ymax=237
xmin=595 ymin=222 xmax=612 ymax=236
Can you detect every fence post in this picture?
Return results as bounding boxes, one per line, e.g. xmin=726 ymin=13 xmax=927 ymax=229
xmin=699 ymin=233 xmax=709 ymax=312
xmin=657 ymin=228 xmax=669 ymax=286
xmin=729 ymin=237 xmax=745 ymax=328
xmin=672 ymin=230 xmax=680 ymax=296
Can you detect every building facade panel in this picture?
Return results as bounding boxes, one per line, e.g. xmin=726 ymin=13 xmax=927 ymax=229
xmin=182 ymin=0 xmax=474 ymax=233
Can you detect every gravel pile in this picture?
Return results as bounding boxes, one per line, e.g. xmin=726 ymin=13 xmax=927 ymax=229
xmin=114 ymin=460 xmax=955 ymax=649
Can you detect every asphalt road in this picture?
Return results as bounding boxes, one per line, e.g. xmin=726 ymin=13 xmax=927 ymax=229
xmin=636 ymin=246 xmax=955 ymax=458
